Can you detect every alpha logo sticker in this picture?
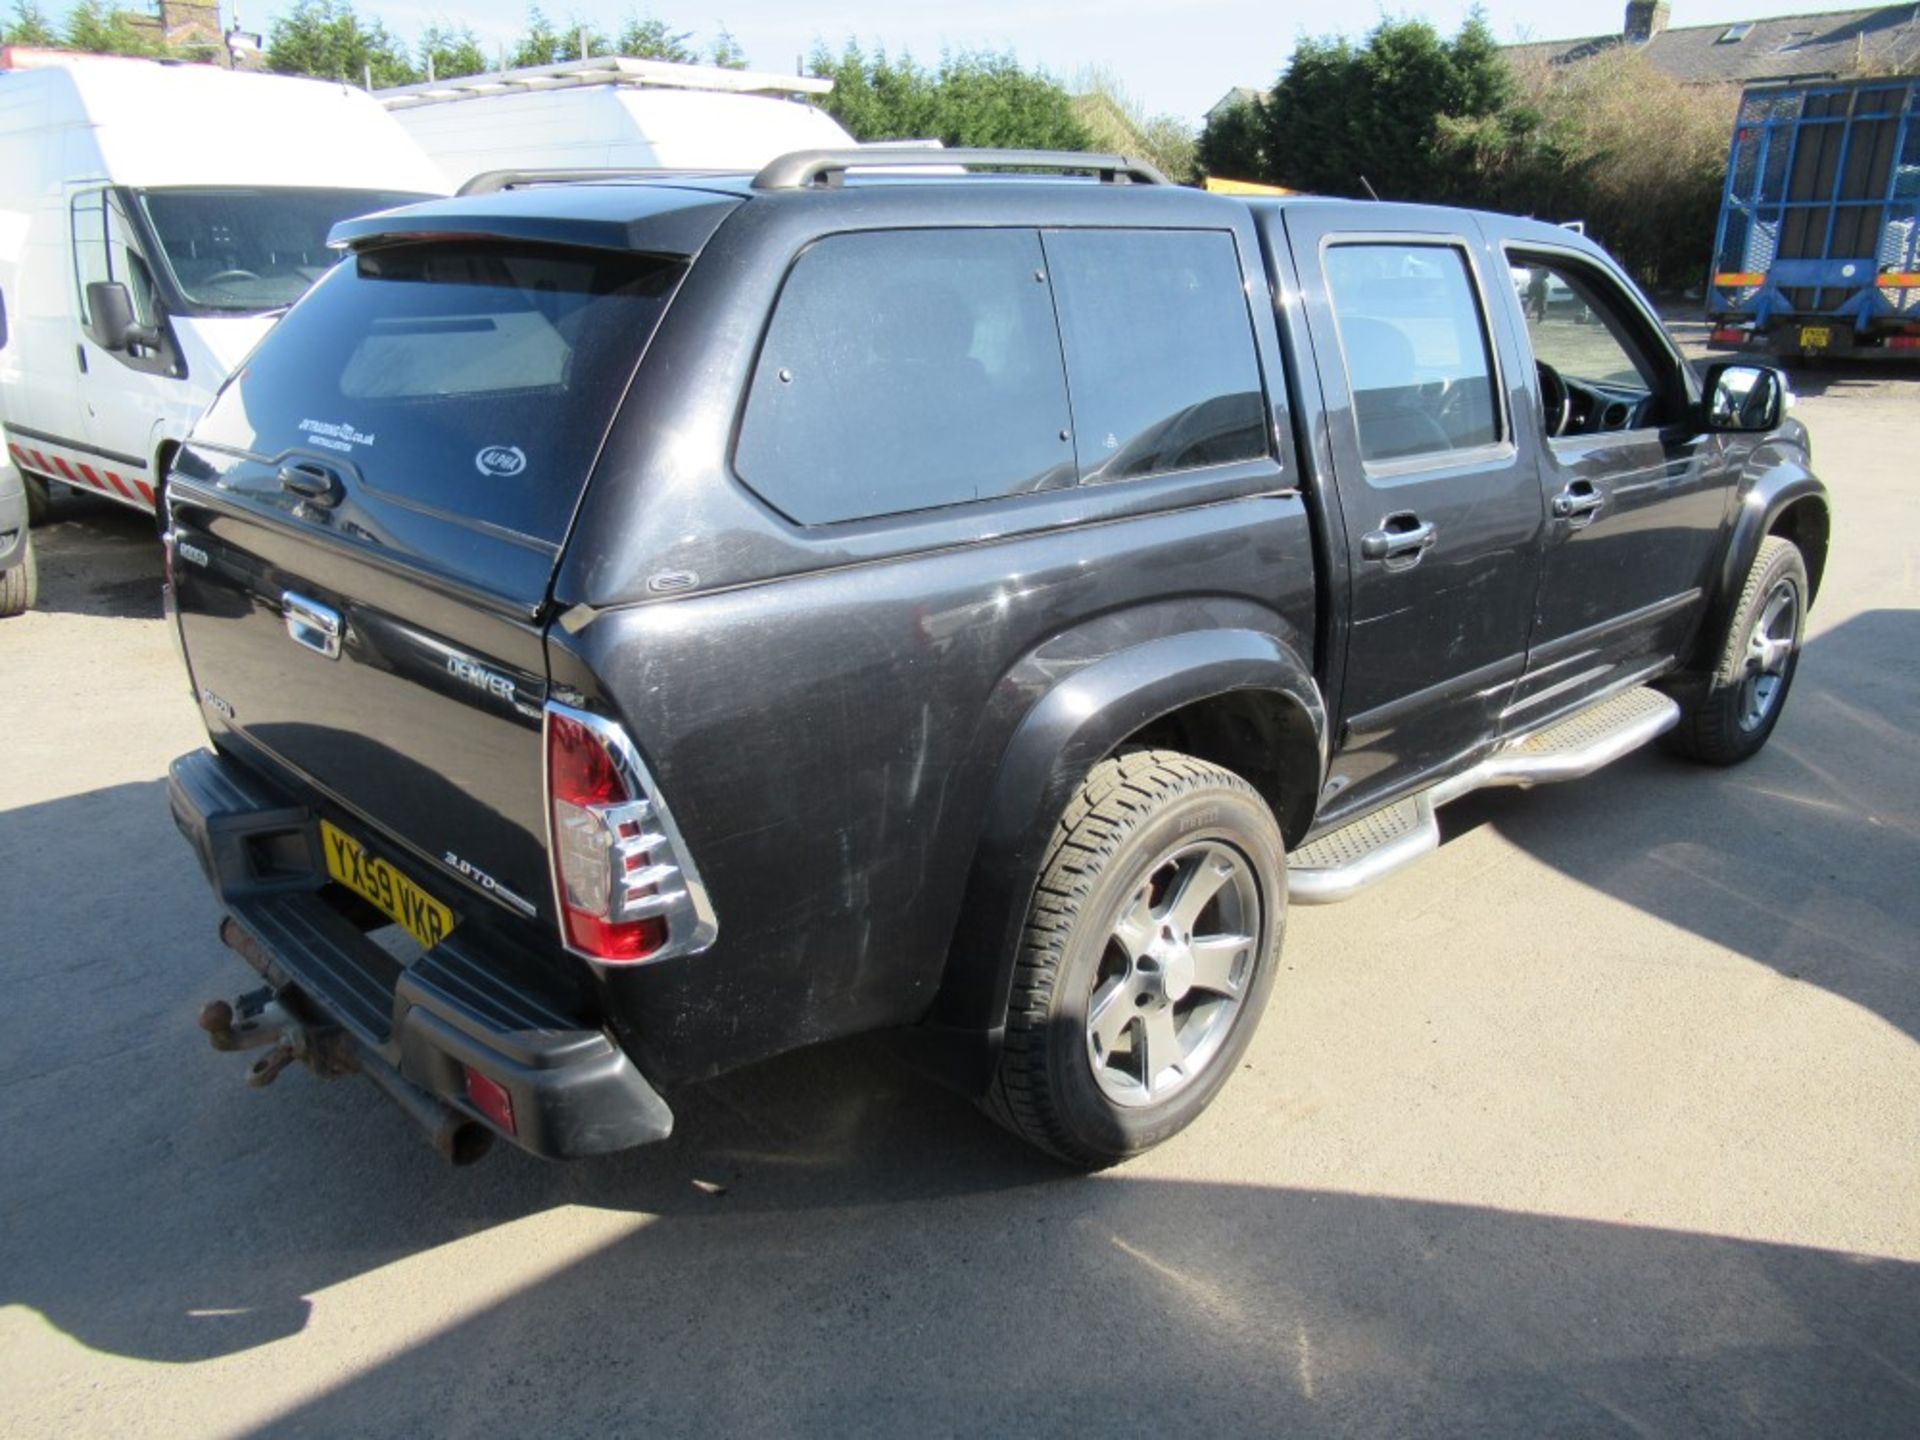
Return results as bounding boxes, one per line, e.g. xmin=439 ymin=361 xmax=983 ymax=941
xmin=475 ymin=445 xmax=527 ymax=478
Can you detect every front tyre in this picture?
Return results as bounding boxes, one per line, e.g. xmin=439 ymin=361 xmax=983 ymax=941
xmin=1667 ymin=535 xmax=1808 ymax=765
xmin=0 ymin=533 xmax=37 ymax=617
xmin=985 ymin=750 xmax=1286 ymax=1168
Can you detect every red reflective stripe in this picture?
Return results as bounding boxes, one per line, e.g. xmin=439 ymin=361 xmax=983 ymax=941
xmin=51 ymin=455 xmax=78 ymax=481
xmin=134 ymin=479 xmax=155 ymax=505
xmin=105 ymin=471 xmax=135 ymax=499
xmin=7 ymin=443 xmax=28 ymax=465
xmin=78 ymin=463 xmax=101 ymax=485
xmin=29 ymin=449 xmax=51 ymax=472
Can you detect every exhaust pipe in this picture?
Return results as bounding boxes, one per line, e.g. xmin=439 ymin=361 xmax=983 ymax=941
xmin=357 ymin=1051 xmax=494 ymax=1167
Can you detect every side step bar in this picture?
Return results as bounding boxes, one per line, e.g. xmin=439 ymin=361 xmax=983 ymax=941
xmin=1288 ymin=686 xmax=1680 ymax=905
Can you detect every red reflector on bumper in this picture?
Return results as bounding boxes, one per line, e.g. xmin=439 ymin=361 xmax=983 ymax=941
xmin=464 ymin=1066 xmax=516 ymax=1135
xmin=1890 ymin=336 xmax=1920 ymax=351
xmin=1710 ymin=328 xmax=1747 ymax=345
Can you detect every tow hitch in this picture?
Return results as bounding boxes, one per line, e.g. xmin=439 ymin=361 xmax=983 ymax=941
xmin=200 ymin=916 xmax=495 ymax=1165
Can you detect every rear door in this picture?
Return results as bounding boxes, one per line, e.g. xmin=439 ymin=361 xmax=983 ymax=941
xmin=170 ymin=237 xmax=685 ymax=931
xmin=1284 ymin=207 xmax=1545 ymax=819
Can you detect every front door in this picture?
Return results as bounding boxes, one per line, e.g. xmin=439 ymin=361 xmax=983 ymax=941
xmin=1286 ymin=208 xmax=1547 ymax=821
xmin=1496 ymin=243 xmax=1735 ymax=721
xmin=67 ymin=185 xmax=182 ymax=504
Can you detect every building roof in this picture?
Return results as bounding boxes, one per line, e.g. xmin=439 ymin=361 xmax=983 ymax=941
xmin=1204 ymin=86 xmax=1263 ymax=122
xmin=1504 ymin=5 xmax=1920 ymax=84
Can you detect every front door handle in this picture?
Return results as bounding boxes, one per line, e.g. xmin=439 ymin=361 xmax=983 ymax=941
xmin=1360 ymin=514 xmax=1437 ymax=562
xmin=1552 ymin=481 xmax=1605 ymax=524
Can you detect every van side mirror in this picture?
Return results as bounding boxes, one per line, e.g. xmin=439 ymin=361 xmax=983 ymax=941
xmin=1699 ymin=361 xmax=1787 ymax=433
xmin=84 ymin=281 xmax=159 ymax=352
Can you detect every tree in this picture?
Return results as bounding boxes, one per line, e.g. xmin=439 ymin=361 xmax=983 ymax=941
xmin=1073 ymin=66 xmax=1197 ymax=184
xmin=508 ymin=6 xmax=566 ymax=66
xmin=616 ymin=14 xmax=694 ymax=63
xmin=809 ymin=43 xmax=1089 ymax=151
xmin=268 ymin=0 xmax=420 ymax=86
xmin=3 ymin=0 xmax=57 ymax=45
xmin=420 ymin=23 xmax=489 ymax=80
xmin=1200 ymin=14 xmax=1515 ymax=203
xmin=63 ymin=0 xmax=162 ymax=55
xmin=707 ymin=25 xmax=744 ymax=69
xmin=1196 ymin=95 xmax=1265 ymax=182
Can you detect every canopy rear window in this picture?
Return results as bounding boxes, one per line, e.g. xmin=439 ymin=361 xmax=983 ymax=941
xmin=193 ymin=241 xmax=682 ymax=546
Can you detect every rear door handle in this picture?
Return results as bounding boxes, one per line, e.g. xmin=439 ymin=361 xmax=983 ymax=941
xmin=1552 ymin=481 xmax=1604 ymax=524
xmin=1360 ymin=515 xmax=1437 ymax=562
xmin=279 ymin=461 xmax=344 ymax=508
xmin=283 ymin=591 xmax=342 ymax=660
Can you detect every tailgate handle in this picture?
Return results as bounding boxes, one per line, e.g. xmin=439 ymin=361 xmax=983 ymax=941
xmin=279 ymin=461 xmax=344 ymax=508
xmin=283 ymin=592 xmax=342 ymax=660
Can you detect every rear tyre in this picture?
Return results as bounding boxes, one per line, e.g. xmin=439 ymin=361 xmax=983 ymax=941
xmin=984 ymin=750 xmax=1286 ymax=1168
xmin=1666 ymin=536 xmax=1807 ymax=765
xmin=23 ymin=472 xmax=50 ymax=527
xmin=0 ymin=533 xmax=37 ymax=617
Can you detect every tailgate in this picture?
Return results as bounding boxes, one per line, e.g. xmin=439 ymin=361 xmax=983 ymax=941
xmin=169 ymin=237 xmax=684 ymax=930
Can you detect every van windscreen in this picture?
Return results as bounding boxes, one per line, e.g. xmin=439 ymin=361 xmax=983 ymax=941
xmin=191 ymin=241 xmax=683 ymax=547
xmin=138 ymin=188 xmax=427 ymax=313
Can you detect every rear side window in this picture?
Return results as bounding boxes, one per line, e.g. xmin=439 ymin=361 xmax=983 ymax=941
xmin=192 ymin=242 xmax=680 ymax=545
xmin=735 ymin=229 xmax=1075 ymax=525
xmin=1044 ymin=228 xmax=1267 ymax=483
xmin=1324 ymin=243 xmax=1500 ymax=464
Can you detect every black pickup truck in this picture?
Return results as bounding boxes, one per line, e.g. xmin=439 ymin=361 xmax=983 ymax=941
xmin=164 ymin=149 xmax=1829 ymax=1168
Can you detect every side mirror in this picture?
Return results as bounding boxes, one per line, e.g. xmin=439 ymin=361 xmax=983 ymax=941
xmin=84 ymin=281 xmax=159 ymax=352
xmin=1700 ymin=361 xmax=1788 ymax=433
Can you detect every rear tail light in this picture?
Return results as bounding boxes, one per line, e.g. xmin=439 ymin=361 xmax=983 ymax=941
xmin=1890 ymin=335 xmax=1920 ymax=351
xmin=1710 ymin=328 xmax=1748 ymax=346
xmin=543 ymin=700 xmax=717 ymax=965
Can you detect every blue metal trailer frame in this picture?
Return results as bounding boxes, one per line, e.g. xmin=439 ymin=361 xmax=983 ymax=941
xmin=1707 ymin=78 xmax=1920 ymax=357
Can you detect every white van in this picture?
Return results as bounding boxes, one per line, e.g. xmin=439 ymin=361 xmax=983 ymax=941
xmin=0 ymin=49 xmax=446 ymax=519
xmin=379 ymin=55 xmax=855 ymax=190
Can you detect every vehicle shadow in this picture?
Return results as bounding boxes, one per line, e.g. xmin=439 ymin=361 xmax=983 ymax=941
xmin=1440 ymin=608 xmax=1920 ymax=1047
xmin=23 ymin=488 xmax=164 ymax=620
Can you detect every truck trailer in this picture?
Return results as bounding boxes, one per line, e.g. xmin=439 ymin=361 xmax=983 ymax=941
xmin=1707 ymin=77 xmax=1920 ymax=360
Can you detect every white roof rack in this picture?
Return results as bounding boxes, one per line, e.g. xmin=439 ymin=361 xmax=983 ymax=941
xmin=376 ymin=55 xmax=833 ymax=111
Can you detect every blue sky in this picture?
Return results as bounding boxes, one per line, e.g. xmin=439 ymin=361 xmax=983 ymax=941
xmin=239 ymin=0 xmax=1875 ymax=123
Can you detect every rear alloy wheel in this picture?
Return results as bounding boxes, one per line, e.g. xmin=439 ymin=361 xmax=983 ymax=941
xmin=1666 ymin=535 xmax=1807 ymax=764
xmin=985 ymin=750 xmax=1286 ymax=1168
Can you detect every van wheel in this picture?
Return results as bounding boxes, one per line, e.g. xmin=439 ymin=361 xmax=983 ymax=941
xmin=984 ymin=750 xmax=1285 ymax=1168
xmin=23 ymin=472 xmax=50 ymax=527
xmin=0 ymin=534 xmax=37 ymax=617
xmin=1666 ymin=536 xmax=1807 ymax=765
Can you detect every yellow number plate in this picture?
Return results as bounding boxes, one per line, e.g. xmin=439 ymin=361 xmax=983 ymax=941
xmin=1799 ymin=325 xmax=1832 ymax=350
xmin=320 ymin=819 xmax=455 ymax=950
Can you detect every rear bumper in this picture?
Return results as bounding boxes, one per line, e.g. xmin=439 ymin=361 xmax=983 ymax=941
xmin=168 ymin=746 xmax=673 ymax=1158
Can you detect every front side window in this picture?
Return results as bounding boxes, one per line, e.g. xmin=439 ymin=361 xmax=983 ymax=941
xmin=1044 ymin=228 xmax=1268 ymax=483
xmin=1324 ymin=242 xmax=1501 ymax=464
xmin=1508 ymin=251 xmax=1679 ymax=435
xmin=736 ymin=229 xmax=1075 ymax=525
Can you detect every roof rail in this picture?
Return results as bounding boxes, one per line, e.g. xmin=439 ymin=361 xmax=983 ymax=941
xmin=751 ymin=148 xmax=1171 ymax=191
xmin=458 ymin=167 xmax=723 ymax=196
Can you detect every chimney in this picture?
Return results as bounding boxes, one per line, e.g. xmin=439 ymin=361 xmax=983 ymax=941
xmin=1624 ymin=1 xmax=1672 ymax=42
